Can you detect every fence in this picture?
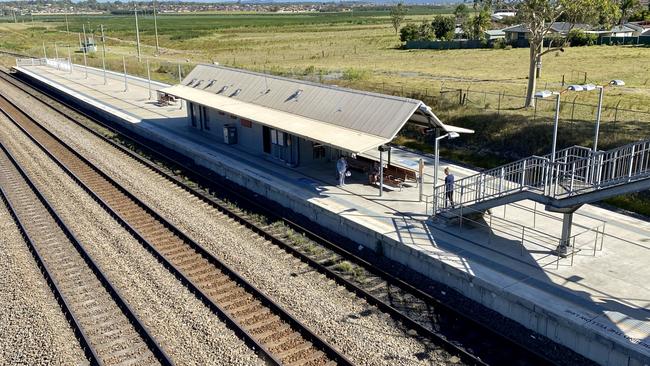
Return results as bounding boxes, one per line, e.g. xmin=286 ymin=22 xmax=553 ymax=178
xmin=405 ymin=39 xmax=485 ymax=50
xmin=599 ymin=36 xmax=650 ymax=46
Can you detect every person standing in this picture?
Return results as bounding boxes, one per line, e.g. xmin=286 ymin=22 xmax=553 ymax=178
xmin=444 ymin=167 xmax=455 ymax=207
xmin=336 ymin=156 xmax=348 ymax=186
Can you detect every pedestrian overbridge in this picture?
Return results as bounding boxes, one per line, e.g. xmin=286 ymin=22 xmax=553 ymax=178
xmin=431 ymin=139 xmax=650 ymax=252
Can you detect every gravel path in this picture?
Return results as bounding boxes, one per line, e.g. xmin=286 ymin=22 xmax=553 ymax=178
xmin=0 ymin=112 xmax=266 ymax=366
xmin=0 ymin=195 xmax=88 ymax=366
xmin=0 ymin=79 xmax=452 ymax=365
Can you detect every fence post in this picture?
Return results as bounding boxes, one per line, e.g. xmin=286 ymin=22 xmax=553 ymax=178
xmin=497 ymin=92 xmax=502 ymax=116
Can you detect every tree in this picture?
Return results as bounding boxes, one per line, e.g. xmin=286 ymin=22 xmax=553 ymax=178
xmin=463 ymin=8 xmax=492 ymax=39
xmin=431 ymin=15 xmax=456 ymax=40
xmin=620 ymin=0 xmax=641 ymax=23
xmin=390 ymin=2 xmax=408 ymax=34
xmin=495 ymin=0 xmax=620 ymax=107
xmin=454 ymin=3 xmax=471 ymax=22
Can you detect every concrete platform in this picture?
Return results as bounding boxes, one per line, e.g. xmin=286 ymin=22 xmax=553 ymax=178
xmin=12 ymin=62 xmax=650 ymax=366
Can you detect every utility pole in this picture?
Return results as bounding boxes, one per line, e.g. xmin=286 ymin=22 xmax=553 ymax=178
xmin=153 ymin=0 xmax=160 ymax=55
xmin=42 ymin=41 xmax=47 ymax=59
xmin=134 ymin=3 xmax=142 ymax=62
xmin=100 ymin=24 xmax=107 ymax=85
xmin=65 ymin=14 xmax=69 ymax=33
xmin=82 ymin=24 xmax=87 ymax=49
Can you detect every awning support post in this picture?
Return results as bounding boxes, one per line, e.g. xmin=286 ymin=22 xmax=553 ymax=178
xmin=418 ymin=158 xmax=424 ymax=202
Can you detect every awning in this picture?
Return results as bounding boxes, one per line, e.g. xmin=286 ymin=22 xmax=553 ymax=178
xmin=160 ymin=84 xmax=472 ymax=154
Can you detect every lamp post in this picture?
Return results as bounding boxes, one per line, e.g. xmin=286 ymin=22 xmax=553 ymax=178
xmin=378 ymin=144 xmax=390 ymax=197
xmin=433 ymin=131 xmax=459 ymax=213
xmin=534 ymin=90 xmax=561 ymax=163
xmin=567 ymin=80 xmax=625 ymax=153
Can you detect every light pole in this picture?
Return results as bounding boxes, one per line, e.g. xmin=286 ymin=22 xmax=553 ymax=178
xmin=534 ymin=90 xmax=561 ymax=163
xmin=433 ymin=131 xmax=459 ymax=213
xmin=567 ymin=79 xmax=625 ymax=153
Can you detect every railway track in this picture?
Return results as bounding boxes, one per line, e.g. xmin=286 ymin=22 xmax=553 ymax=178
xmin=0 ymin=68 xmax=566 ymax=365
xmin=0 ymin=84 xmax=350 ymax=366
xmin=0 ymin=143 xmax=173 ymax=366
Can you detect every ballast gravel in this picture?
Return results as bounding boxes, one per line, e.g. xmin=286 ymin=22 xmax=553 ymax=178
xmin=0 ymin=112 xmax=265 ymax=366
xmin=0 ymin=202 xmax=88 ymax=366
xmin=1 ymin=77 xmax=452 ymax=365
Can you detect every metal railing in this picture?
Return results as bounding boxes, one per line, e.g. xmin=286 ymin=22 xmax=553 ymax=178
xmin=432 ymin=139 xmax=650 ymax=215
xmin=443 ymin=203 xmax=606 ymax=269
xmin=15 ymin=57 xmax=71 ymax=71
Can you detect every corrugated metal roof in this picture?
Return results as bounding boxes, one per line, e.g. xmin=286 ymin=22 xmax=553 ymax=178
xmin=178 ymin=64 xmax=459 ymax=140
xmin=161 ymin=64 xmax=472 ymax=153
xmin=160 ymin=84 xmax=388 ymax=154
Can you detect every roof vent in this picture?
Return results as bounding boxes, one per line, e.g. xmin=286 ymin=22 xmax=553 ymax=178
xmin=231 ymin=88 xmax=242 ymax=97
xmin=217 ymin=85 xmax=229 ymax=94
xmin=205 ymin=79 xmax=215 ymax=89
xmin=291 ymin=89 xmax=303 ymax=101
xmin=194 ymin=80 xmax=202 ymax=88
xmin=186 ymin=78 xmax=197 ymax=86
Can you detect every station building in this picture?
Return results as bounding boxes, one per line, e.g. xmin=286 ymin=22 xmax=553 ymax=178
xmin=159 ymin=64 xmax=471 ymax=170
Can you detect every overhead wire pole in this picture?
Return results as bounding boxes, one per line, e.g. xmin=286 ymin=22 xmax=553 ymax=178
xmin=67 ymin=44 xmax=72 ymax=74
xmin=65 ymin=14 xmax=69 ymax=33
xmin=153 ymin=0 xmax=160 ymax=55
xmin=100 ymin=24 xmax=107 ymax=85
xmin=42 ymin=41 xmax=47 ymax=59
xmin=134 ymin=3 xmax=142 ymax=62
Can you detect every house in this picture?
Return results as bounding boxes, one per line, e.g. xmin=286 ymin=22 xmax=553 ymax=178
xmin=587 ymin=25 xmax=636 ymax=38
xmin=484 ymin=29 xmax=506 ymax=41
xmin=625 ymin=21 xmax=650 ymax=37
xmin=502 ymin=22 xmax=591 ymax=43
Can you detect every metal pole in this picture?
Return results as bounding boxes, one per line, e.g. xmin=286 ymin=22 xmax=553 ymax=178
xmin=100 ymin=24 xmax=107 ymax=85
xmin=42 ymin=41 xmax=47 ymax=59
xmin=65 ymin=14 xmax=69 ymax=33
xmin=54 ymin=43 xmax=59 ymax=69
xmin=147 ymin=59 xmax=152 ymax=99
xmin=153 ymin=0 xmax=160 ymax=55
xmin=551 ymin=93 xmax=561 ymax=163
xmin=178 ymin=63 xmax=182 ymax=83
xmin=379 ymin=149 xmax=384 ymax=197
xmin=82 ymin=24 xmax=87 ymax=50
xmin=594 ymin=86 xmax=604 ymax=153
xmin=123 ymin=56 xmax=128 ymax=92
xmin=134 ymin=5 xmax=141 ymax=62
xmin=67 ymin=45 xmax=72 ymax=74
xmin=418 ymin=158 xmax=423 ymax=202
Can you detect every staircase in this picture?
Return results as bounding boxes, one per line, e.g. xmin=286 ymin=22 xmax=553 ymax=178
xmin=432 ymin=139 xmax=650 ymax=216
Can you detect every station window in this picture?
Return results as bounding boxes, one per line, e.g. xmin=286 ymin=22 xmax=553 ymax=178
xmin=218 ymin=111 xmax=225 ymax=116
xmin=230 ymin=114 xmax=238 ymax=120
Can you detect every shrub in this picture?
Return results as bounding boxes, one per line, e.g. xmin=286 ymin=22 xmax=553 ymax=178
xmin=342 ymin=68 xmax=369 ymax=81
xmin=492 ymin=38 xmax=507 ymax=49
xmin=400 ymin=23 xmax=420 ymax=42
xmin=567 ymin=29 xmax=597 ymax=46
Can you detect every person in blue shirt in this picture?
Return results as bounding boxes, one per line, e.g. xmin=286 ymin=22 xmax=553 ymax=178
xmin=444 ymin=167 xmax=455 ymax=207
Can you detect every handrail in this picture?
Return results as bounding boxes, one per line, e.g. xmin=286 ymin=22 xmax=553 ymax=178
xmin=433 ymin=139 xmax=650 ymax=215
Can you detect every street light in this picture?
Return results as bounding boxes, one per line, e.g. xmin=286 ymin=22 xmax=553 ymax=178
xmin=433 ymin=131 xmax=460 ymax=191
xmin=566 ymin=79 xmax=624 ymax=152
xmin=534 ymin=90 xmax=561 ymax=162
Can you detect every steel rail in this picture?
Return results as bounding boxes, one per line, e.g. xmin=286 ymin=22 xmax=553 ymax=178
xmin=0 ymin=90 xmax=352 ymax=366
xmin=0 ymin=142 xmax=175 ymax=366
xmin=2 ymin=69 xmax=557 ymax=365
